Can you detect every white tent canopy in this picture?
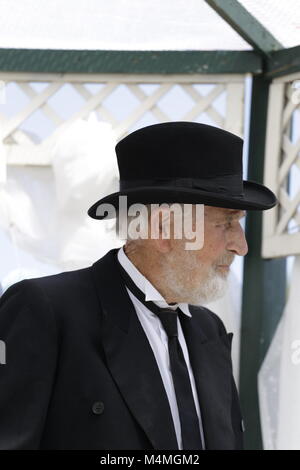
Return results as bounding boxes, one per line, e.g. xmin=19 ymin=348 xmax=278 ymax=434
xmin=0 ymin=0 xmax=299 ymax=51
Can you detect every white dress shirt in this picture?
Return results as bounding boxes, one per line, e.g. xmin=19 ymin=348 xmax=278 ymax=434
xmin=117 ymin=246 xmax=205 ymax=449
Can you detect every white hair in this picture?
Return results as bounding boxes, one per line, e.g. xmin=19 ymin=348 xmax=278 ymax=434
xmin=118 ymin=202 xmax=186 ymax=244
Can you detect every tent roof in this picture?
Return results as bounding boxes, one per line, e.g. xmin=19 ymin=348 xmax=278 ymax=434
xmin=0 ymin=0 xmax=298 ymax=52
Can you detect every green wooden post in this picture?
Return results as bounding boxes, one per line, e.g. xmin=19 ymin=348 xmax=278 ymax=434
xmin=239 ymin=75 xmax=286 ymax=449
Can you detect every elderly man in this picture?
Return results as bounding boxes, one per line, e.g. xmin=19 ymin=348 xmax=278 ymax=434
xmin=0 ymin=122 xmax=277 ymax=450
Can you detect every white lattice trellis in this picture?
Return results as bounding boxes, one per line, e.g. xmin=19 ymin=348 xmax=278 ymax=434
xmin=0 ymin=73 xmax=246 ymax=167
xmin=263 ymin=72 xmax=300 ymax=258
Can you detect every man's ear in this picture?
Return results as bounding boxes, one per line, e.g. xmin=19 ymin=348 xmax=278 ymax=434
xmin=149 ymin=207 xmax=172 ymax=253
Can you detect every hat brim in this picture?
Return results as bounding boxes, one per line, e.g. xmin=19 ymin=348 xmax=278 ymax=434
xmin=87 ymin=180 xmax=277 ymax=220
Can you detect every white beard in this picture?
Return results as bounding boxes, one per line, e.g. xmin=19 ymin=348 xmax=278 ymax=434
xmin=161 ymin=251 xmax=229 ymax=306
xmin=189 ymin=268 xmax=228 ymax=306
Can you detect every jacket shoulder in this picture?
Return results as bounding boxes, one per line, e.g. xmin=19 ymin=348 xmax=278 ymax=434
xmin=0 ymin=265 xmax=96 ymax=329
xmin=1 ymin=265 xmax=90 ymax=300
xmin=189 ymin=304 xmax=228 ymax=339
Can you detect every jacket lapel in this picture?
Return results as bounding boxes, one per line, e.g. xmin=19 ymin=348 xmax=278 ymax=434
xmin=180 ymin=308 xmax=236 ymax=449
xmin=91 ymin=248 xmax=178 ymax=450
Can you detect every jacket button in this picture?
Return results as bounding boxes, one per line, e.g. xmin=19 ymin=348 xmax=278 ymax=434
xmin=92 ymin=401 xmax=104 ymax=415
xmin=241 ymin=419 xmax=246 ymax=432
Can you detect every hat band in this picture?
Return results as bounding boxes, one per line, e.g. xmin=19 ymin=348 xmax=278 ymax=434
xmin=120 ymin=174 xmax=244 ymax=197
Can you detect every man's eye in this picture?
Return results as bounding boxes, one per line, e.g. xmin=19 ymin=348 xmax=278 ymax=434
xmin=216 ymin=222 xmax=231 ymax=228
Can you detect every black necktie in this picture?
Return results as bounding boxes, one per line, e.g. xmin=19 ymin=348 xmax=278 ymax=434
xmin=117 ymin=261 xmax=203 ymax=450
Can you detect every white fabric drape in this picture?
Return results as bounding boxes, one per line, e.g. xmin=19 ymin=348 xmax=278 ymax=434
xmin=0 ymin=115 xmax=122 ymax=288
xmin=259 ymin=256 xmax=300 ymax=450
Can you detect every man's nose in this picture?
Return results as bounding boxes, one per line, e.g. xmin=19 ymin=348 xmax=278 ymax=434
xmin=227 ymin=224 xmax=248 ymax=256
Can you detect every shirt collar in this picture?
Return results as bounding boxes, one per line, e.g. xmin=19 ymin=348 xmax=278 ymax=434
xmin=117 ymin=246 xmax=191 ymax=317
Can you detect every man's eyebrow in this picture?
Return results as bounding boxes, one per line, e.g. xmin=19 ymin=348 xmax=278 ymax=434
xmin=228 ymin=211 xmax=246 ymax=219
xmin=216 ymin=210 xmax=246 ymax=221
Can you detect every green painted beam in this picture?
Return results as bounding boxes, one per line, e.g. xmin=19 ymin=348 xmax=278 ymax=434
xmin=239 ymin=75 xmax=286 ymax=449
xmin=265 ymin=45 xmax=300 ymax=79
xmin=204 ymin=0 xmax=283 ymax=56
xmin=0 ymin=48 xmax=262 ymax=74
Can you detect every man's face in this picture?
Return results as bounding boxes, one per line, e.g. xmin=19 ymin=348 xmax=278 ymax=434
xmin=161 ymin=205 xmax=248 ymax=305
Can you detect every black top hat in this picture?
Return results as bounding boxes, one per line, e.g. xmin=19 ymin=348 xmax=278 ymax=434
xmin=88 ymin=121 xmax=277 ymax=220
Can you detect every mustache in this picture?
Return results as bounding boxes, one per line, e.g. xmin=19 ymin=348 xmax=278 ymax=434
xmin=216 ymin=255 xmax=235 ymax=266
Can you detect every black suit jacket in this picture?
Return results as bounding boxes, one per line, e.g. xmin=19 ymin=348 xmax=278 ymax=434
xmin=0 ymin=248 xmax=244 ymax=450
